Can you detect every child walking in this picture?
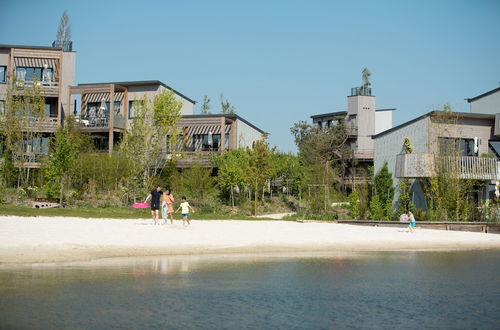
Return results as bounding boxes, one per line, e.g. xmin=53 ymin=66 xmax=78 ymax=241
xmin=176 ymin=196 xmax=195 ymax=226
xmin=408 ymin=211 xmax=416 ymax=232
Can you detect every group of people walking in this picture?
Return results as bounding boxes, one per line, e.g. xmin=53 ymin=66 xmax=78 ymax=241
xmin=145 ymin=185 xmax=194 ymax=226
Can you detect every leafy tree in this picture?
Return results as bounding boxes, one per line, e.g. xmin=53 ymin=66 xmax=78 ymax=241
xmin=348 ymin=189 xmax=360 ymax=219
xmin=119 ymin=90 xmax=183 ymax=196
xmin=290 ymin=120 xmax=351 ymax=213
xmin=272 ymin=152 xmax=305 ymax=197
xmin=177 ymin=162 xmax=217 ymax=203
xmin=44 ymin=116 xmax=89 ymax=202
xmin=247 ymin=137 xmax=274 ymax=215
xmin=369 ymin=194 xmax=384 ymax=220
xmin=0 ymin=74 xmax=45 ymax=187
xmin=214 ymin=149 xmax=249 ymax=208
xmin=396 ymin=137 xmax=414 ymax=215
xmin=56 ymin=10 xmax=71 ymax=45
xmin=220 ymin=93 xmax=236 ymax=114
xmin=200 ymin=95 xmax=211 ymax=114
xmin=373 ymin=162 xmax=394 ymax=220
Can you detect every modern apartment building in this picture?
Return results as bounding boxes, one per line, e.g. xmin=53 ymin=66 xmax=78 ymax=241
xmin=0 ymin=43 xmax=265 ymax=169
xmin=311 ymin=85 xmax=395 ymax=184
xmin=373 ymin=111 xmax=500 ymax=210
xmin=0 ymin=44 xmax=76 ymax=166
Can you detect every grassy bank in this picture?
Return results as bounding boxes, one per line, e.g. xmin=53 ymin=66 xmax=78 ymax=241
xmin=0 ymin=205 xmax=274 ymax=220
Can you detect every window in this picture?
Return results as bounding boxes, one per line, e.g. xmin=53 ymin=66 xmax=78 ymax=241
xmin=327 ymin=120 xmax=332 ymax=128
xmin=87 ymin=101 xmax=121 ymax=117
xmin=15 ymin=66 xmax=54 ymax=83
xmin=0 ymin=66 xmax=5 ymax=83
xmin=16 ymin=67 xmax=41 ymax=82
xmin=317 ymin=121 xmax=322 ymax=129
xmin=42 ymin=68 xmax=53 ymax=82
xmin=0 ymin=100 xmax=4 ymax=115
xmin=348 ymin=114 xmax=357 ymax=126
xmin=439 ymin=137 xmax=477 ymax=156
xmin=129 ymin=100 xmax=144 ymax=119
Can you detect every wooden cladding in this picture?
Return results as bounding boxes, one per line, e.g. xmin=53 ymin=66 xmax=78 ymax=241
xmin=395 ymin=153 xmax=497 ymax=180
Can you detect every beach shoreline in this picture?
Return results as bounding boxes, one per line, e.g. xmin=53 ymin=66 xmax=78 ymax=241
xmin=1 ymin=216 xmax=499 ymax=266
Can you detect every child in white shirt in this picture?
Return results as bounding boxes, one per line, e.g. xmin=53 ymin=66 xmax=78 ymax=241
xmin=176 ymin=196 xmax=195 ymax=226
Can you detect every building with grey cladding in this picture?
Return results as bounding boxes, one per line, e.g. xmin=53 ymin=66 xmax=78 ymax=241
xmin=373 ymin=110 xmax=500 ymax=211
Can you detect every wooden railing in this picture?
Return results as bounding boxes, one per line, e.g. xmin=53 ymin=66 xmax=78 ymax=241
xmin=395 ymin=153 xmax=497 ymax=180
xmin=15 ymin=80 xmax=59 ymax=96
xmin=75 ymin=115 xmax=126 ymax=130
xmin=24 ymin=117 xmax=59 ymax=132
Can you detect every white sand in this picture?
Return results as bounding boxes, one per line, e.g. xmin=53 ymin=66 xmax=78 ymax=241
xmin=1 ymin=216 xmax=499 ymax=265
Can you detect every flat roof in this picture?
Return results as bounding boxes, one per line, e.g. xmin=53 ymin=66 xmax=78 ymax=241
xmin=467 ymin=87 xmax=500 ymax=103
xmin=78 ymin=80 xmax=196 ymax=104
xmin=373 ymin=110 xmax=495 ymax=139
xmin=310 ymin=108 xmax=395 ymax=119
xmin=0 ymin=43 xmax=72 ymax=52
xmin=310 ymin=111 xmax=347 ymax=119
xmin=182 ymin=114 xmax=267 ymax=135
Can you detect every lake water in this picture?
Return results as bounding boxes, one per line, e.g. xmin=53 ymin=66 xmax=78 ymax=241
xmin=1 ymin=250 xmax=499 ymax=329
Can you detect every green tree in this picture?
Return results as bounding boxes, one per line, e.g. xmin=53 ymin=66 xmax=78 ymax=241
xmin=177 ymin=162 xmax=217 ymax=203
xmin=396 ymin=137 xmax=414 ymax=215
xmin=0 ymin=74 xmax=45 ymax=187
xmin=119 ymin=90 xmax=183 ymax=195
xmin=290 ymin=120 xmax=351 ymax=214
xmin=44 ymin=116 xmax=89 ymax=202
xmin=369 ymin=194 xmax=384 ymax=220
xmin=200 ymin=95 xmax=211 ymax=114
xmin=247 ymin=137 xmax=273 ymax=215
xmin=373 ymin=162 xmax=394 ymax=220
xmin=348 ymin=189 xmax=360 ymax=219
xmin=220 ymin=93 xmax=236 ymax=114
xmin=214 ymin=149 xmax=249 ymax=208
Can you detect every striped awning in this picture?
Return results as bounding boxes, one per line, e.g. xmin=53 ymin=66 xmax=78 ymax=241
xmin=14 ymin=57 xmax=57 ymax=69
xmin=183 ymin=125 xmax=231 ymax=136
xmin=84 ymin=92 xmax=124 ymax=103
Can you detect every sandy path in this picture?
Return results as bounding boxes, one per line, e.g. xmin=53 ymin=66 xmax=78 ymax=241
xmin=1 ymin=216 xmax=499 ymax=265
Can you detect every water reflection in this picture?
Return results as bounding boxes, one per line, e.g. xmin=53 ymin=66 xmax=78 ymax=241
xmin=1 ymin=251 xmax=499 ymax=330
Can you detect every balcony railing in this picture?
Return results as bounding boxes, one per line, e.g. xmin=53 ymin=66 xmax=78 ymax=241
xmin=75 ymin=115 xmax=126 ymax=130
xmin=15 ymin=80 xmax=59 ymax=96
xmin=19 ymin=117 xmax=59 ymax=132
xmin=395 ymin=153 xmax=497 ymax=180
xmin=353 ymin=149 xmax=374 ymax=160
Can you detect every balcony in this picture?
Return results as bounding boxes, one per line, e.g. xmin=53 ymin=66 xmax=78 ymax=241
xmin=395 ymin=153 xmax=497 ymax=180
xmin=75 ymin=115 xmax=126 ymax=131
xmin=15 ymin=80 xmax=59 ymax=97
xmin=353 ymin=149 xmax=374 ymax=160
xmin=24 ymin=117 xmax=59 ymax=132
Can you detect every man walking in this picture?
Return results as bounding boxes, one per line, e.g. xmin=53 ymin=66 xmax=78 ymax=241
xmin=145 ymin=185 xmax=162 ymax=225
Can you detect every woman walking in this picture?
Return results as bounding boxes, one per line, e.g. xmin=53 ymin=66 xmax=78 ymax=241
xmin=164 ymin=189 xmax=175 ymax=224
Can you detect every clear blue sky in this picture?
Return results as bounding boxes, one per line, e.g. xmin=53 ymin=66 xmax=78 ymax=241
xmin=2 ymin=0 xmax=499 ymax=152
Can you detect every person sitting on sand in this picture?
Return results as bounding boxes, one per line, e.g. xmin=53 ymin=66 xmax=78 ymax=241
xmin=176 ymin=196 xmax=195 ymax=226
xmin=408 ymin=211 xmax=416 ymax=232
xmin=145 ymin=185 xmax=162 ymax=225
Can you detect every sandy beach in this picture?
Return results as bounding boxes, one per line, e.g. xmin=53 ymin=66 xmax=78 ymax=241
xmin=1 ymin=216 xmax=499 ymax=265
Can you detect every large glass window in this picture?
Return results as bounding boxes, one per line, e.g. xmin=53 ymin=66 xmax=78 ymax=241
xmin=16 ymin=67 xmax=42 ymax=82
xmin=439 ymin=137 xmax=476 ymax=156
xmin=0 ymin=66 xmax=5 ymax=83
xmin=87 ymin=101 xmax=121 ymax=117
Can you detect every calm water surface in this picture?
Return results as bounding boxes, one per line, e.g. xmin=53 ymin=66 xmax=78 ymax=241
xmin=0 ymin=251 xmax=499 ymax=330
